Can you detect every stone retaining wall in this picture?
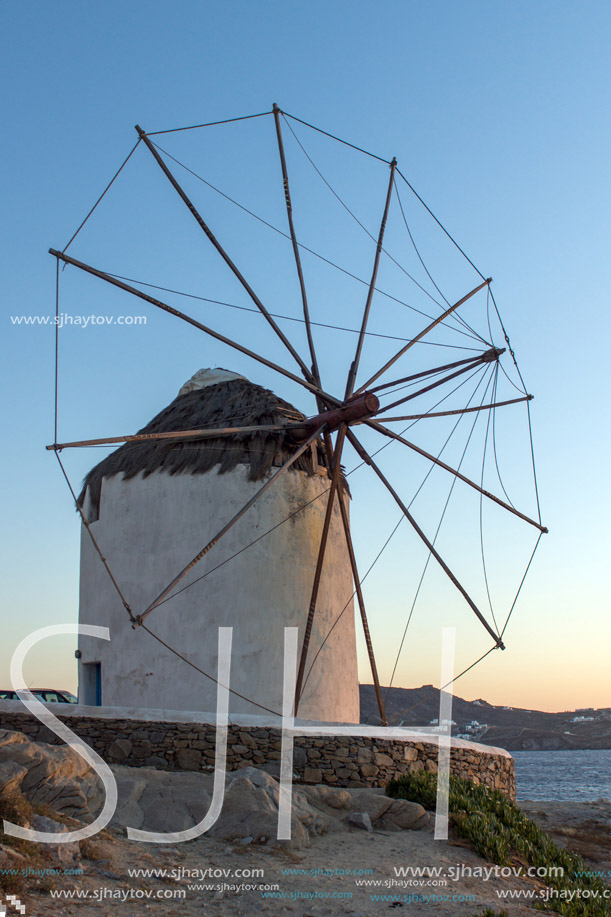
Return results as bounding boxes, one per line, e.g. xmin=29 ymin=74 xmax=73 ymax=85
xmin=0 ymin=705 xmax=515 ymax=799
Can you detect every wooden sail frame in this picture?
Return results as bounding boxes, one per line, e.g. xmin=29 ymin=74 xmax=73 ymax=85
xmin=49 ymin=107 xmax=547 ymax=725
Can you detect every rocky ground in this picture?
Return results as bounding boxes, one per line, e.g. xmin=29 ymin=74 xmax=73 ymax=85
xmin=1 ymin=728 xmax=609 ymax=916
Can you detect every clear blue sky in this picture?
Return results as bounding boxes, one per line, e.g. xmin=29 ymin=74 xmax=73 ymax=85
xmin=1 ymin=1 xmax=609 ymax=712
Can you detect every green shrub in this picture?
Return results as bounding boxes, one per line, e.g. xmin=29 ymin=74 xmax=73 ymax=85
xmin=386 ymin=771 xmax=609 ymax=916
xmin=471 ymin=910 xmax=508 ymax=917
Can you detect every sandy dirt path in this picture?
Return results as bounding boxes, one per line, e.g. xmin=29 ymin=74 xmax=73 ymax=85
xmin=23 ymin=813 xmax=575 ymax=917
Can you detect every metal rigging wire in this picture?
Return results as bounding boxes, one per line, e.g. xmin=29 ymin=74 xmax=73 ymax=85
xmin=140 ymin=622 xmax=281 ymax=717
xmin=479 ymin=364 xmax=500 ymax=633
xmin=391 ymin=646 xmax=499 ymax=724
xmin=281 ymin=113 xmax=479 ymax=340
xmin=148 ymin=138 xmax=484 ymax=345
xmin=384 ymin=364 xmax=497 ymax=701
xmin=102 ymin=270 xmax=484 ymax=351
xmin=147 ymin=110 xmax=274 ymax=136
xmin=500 ymin=533 xmax=543 ymax=640
xmin=62 ymin=139 xmax=142 ymax=254
xmin=301 ymin=364 xmax=494 ymax=696
xmin=491 ymin=367 xmax=517 ymax=510
xmin=392 ymin=178 xmax=489 ymax=345
xmin=281 ymin=110 xmax=391 ymax=164
xmin=487 ymin=288 xmax=542 ymax=524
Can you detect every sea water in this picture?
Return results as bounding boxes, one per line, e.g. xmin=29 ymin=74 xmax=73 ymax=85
xmin=513 ymin=749 xmax=611 ymax=801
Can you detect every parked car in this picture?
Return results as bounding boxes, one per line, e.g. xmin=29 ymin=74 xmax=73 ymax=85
xmin=0 ymin=688 xmax=77 ymax=703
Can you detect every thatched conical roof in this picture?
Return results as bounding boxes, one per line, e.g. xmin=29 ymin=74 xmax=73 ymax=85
xmin=78 ymin=370 xmax=332 ymax=515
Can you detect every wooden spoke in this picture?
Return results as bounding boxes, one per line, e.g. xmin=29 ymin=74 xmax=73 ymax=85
xmin=135 ymin=126 xmax=316 ymax=385
xmin=369 ymin=353 xmax=490 ymax=394
xmin=49 ymin=250 xmax=342 ymax=407
xmin=379 ymin=394 xmax=533 ymax=422
xmin=273 ymin=105 xmax=321 ymax=386
xmin=346 ymin=429 xmax=505 ymax=648
xmin=137 ymin=425 xmax=327 ymax=624
xmin=376 ymin=356 xmax=492 ymax=416
xmin=46 ymin=423 xmax=302 ymax=452
xmin=294 ymin=424 xmax=348 ymax=714
xmin=365 ymin=418 xmax=548 ymax=533
xmin=355 ymin=279 xmax=491 ymax=395
xmin=345 ymin=158 xmax=397 ymax=399
xmin=337 ymin=497 xmax=387 ymax=724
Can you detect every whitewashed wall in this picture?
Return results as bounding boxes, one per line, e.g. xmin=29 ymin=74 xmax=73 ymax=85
xmin=78 ymin=466 xmax=359 ymax=723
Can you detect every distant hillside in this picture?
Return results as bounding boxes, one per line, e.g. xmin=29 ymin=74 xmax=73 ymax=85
xmin=359 ymin=684 xmax=611 ymax=750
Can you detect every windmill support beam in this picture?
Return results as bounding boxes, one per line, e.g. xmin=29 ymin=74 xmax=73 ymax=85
xmin=369 ymin=353 xmax=495 ymax=394
xmin=329 ymin=438 xmax=388 ymax=727
xmin=272 ymin=104 xmax=321 ymax=387
xmin=380 ymin=394 xmax=533 ymax=422
xmin=375 ymin=349 xmax=503 ymax=416
xmin=294 ymin=424 xmax=348 ymax=715
xmin=46 ymin=423 xmax=304 ymax=451
xmin=345 ymin=158 xmax=397 ymax=399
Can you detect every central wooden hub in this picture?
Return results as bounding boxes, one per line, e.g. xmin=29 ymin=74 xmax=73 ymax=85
xmin=290 ymin=391 xmax=380 ymax=443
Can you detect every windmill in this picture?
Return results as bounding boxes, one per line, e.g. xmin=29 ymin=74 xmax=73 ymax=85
xmin=48 ymin=105 xmax=547 ymax=726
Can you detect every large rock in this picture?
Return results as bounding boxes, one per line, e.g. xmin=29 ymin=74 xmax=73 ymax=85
xmin=109 ymin=764 xmax=331 ymax=848
xmin=301 ymin=786 xmax=352 ymax=810
xmin=0 ymin=760 xmax=28 ymax=795
xmin=208 ymin=769 xmax=333 ymax=849
xmin=349 ymin=811 xmax=373 ymax=832
xmin=112 ymin=766 xmax=212 ymax=834
xmin=346 ymin=789 xmax=393 ymax=822
xmin=380 ymin=799 xmax=429 ymax=831
xmin=0 ymin=730 xmax=28 ymax=751
xmin=0 ymin=729 xmax=104 ymax=819
xmin=209 ymin=774 xmax=308 ymax=846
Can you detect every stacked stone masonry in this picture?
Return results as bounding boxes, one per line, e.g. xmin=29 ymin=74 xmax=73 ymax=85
xmin=0 ymin=709 xmax=515 ymax=800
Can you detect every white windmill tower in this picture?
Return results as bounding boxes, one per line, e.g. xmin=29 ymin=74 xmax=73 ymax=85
xmin=76 ymin=368 xmax=364 ymax=723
